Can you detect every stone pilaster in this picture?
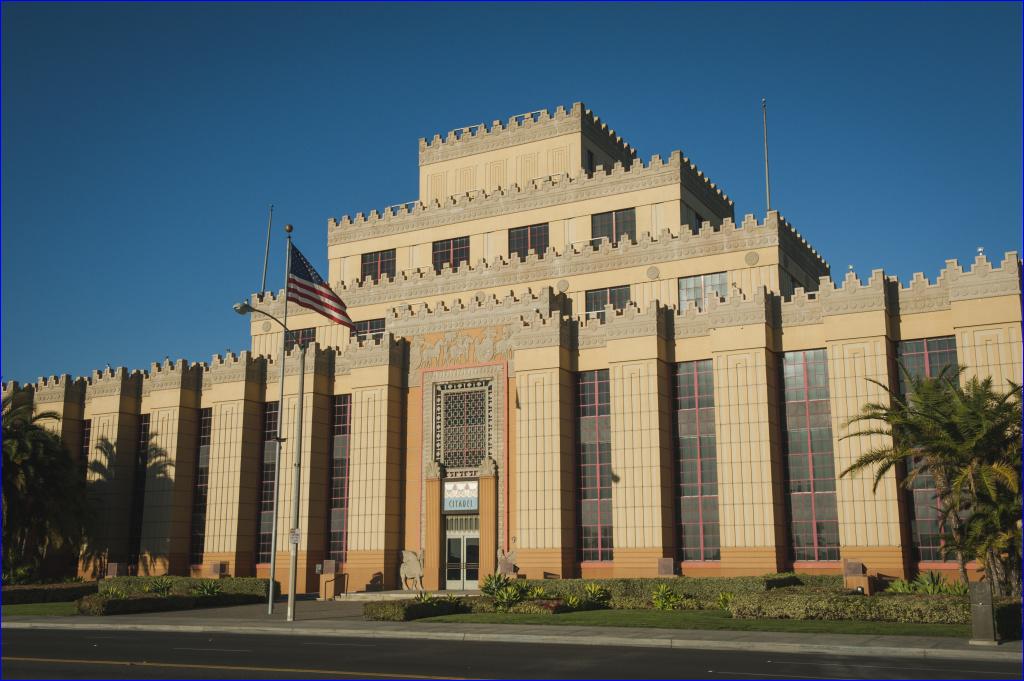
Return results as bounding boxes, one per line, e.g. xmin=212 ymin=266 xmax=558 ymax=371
xmin=80 ymin=367 xmax=144 ymax=577
xmin=606 ymin=305 xmax=675 ymax=576
xmin=511 ymin=317 xmax=576 ymax=579
xmin=201 ymin=352 xmax=266 ymax=578
xmin=138 ymin=360 xmax=203 ymax=575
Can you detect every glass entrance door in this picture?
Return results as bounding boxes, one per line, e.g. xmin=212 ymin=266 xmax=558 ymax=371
xmin=444 ymin=515 xmax=479 ymax=590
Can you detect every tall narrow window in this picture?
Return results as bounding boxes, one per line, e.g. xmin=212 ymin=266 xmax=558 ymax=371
xmin=897 ymin=336 xmax=958 ymax=561
xmin=189 ymin=407 xmax=213 ymax=566
xmin=79 ymin=419 xmax=92 ymax=478
xmin=584 ymin=285 xmax=631 ymax=321
xmin=508 ymin=223 xmax=549 ymax=261
xmin=678 ymin=272 xmax=728 ymax=311
xmin=360 ymin=249 xmax=396 ymax=283
xmin=577 ymin=369 xmax=612 ymax=562
xmin=327 ymin=395 xmax=352 ymax=563
xmin=675 ymin=360 xmax=720 ymax=561
xmin=284 ymin=328 xmax=316 ymax=351
xmin=781 ymin=349 xmax=839 ymax=561
xmin=590 ymin=208 xmax=636 ymax=247
xmin=127 ymin=414 xmax=151 ymax=572
xmin=432 ymin=236 xmax=470 ymax=273
xmin=353 ymin=318 xmax=386 ymax=343
xmin=585 ymin=149 xmax=595 ymax=174
xmin=256 ymin=402 xmax=279 ymax=564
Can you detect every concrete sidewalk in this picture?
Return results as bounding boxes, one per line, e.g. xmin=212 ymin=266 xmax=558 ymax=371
xmin=4 ymin=599 xmax=1020 ymax=664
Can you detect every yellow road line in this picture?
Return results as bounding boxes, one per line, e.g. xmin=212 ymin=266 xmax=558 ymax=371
xmin=1 ymin=656 xmax=477 ymax=679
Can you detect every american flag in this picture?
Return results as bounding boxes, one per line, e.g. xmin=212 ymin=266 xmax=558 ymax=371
xmin=287 ymin=244 xmax=354 ymax=329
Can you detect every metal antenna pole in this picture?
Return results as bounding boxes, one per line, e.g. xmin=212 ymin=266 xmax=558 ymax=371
xmin=268 ymin=224 xmax=292 ymax=615
xmin=286 ymin=343 xmax=306 ymax=622
xmin=260 ymin=205 xmax=274 ymax=293
xmin=761 ymin=98 xmax=772 ymax=213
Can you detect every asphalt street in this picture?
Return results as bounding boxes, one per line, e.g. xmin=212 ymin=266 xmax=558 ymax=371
xmin=1 ymin=628 xmax=1020 ymax=679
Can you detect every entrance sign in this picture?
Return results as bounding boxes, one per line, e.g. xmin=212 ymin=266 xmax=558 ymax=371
xmin=443 ymin=480 xmax=479 ymax=512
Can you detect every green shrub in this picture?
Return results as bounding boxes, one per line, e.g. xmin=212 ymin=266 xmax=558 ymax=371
xmin=509 ymin=598 xmax=569 ymax=615
xmin=519 ymin=574 xmax=835 ymax=610
xmin=145 ymin=577 xmax=174 ymax=597
xmin=651 ymin=584 xmax=679 ymax=611
xmin=493 ymin=585 xmax=525 ymax=612
xmin=564 ymin=594 xmax=584 ymax=610
xmin=191 ymin=581 xmax=223 ymax=597
xmin=527 ymin=585 xmax=550 ymax=599
xmin=101 ymin=576 xmax=276 ymax=598
xmin=728 ymin=592 xmax=969 ymax=625
xmin=101 ymin=586 xmax=127 ymax=599
xmin=480 ymin=574 xmax=514 ymax=597
xmin=77 ymin=592 xmax=262 ymax=616
xmin=911 ymin=571 xmax=947 ymax=595
xmin=583 ymin=582 xmax=610 ymax=607
xmin=716 ymin=591 xmax=734 ymax=610
xmin=1 ymin=582 xmax=97 ymax=605
xmin=413 ymin=592 xmax=436 ymax=605
xmin=885 ymin=578 xmax=914 ymax=593
xmin=362 ymin=598 xmax=468 ymax=621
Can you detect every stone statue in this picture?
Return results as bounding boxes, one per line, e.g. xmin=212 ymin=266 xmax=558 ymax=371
xmin=399 ymin=550 xmax=424 ymax=591
xmin=496 ymin=548 xmax=517 ymax=576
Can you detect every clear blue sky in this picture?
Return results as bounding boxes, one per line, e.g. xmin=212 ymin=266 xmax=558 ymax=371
xmin=2 ymin=2 xmax=1021 ymax=383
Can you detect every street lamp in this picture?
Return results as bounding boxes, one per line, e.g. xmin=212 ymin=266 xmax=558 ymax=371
xmin=234 ymin=297 xmax=290 ymax=616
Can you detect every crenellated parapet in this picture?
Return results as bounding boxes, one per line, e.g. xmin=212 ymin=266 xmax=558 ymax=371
xmin=32 ymin=373 xmax=87 ymax=405
xmin=816 ymin=269 xmax=891 ymax=317
xmin=328 ymin=150 xmax=732 ymax=246
xmin=579 ymin=301 xmax=672 ymax=348
xmin=417 ymin=102 xmax=636 ymax=167
xmin=316 ymin=213 xmax=810 ymax=312
xmin=674 ymin=286 xmax=774 ymax=339
xmin=388 ymin=286 xmax=570 ymax=338
xmin=202 ymin=351 xmax=266 ymax=387
xmin=334 ymin=334 xmax=406 ymax=375
xmin=86 ymin=366 xmax=144 ymax=400
xmin=894 ymin=251 xmax=1020 ymax=315
xmin=141 ymin=358 xmax=203 ymax=396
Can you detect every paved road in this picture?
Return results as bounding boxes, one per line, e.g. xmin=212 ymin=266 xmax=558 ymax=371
xmin=2 ymin=628 xmax=1019 ymax=679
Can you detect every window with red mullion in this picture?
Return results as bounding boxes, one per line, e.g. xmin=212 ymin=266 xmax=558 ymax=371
xmin=432 ymin=236 xmax=470 ymax=273
xmin=675 ymin=360 xmax=720 ymax=561
xmin=782 ymin=349 xmax=839 ymax=562
xmin=327 ymin=395 xmax=351 ymax=563
xmin=360 ymin=249 xmax=396 ymax=283
xmin=896 ymin=336 xmax=958 ymax=562
xmin=577 ymin=369 xmax=612 ymax=562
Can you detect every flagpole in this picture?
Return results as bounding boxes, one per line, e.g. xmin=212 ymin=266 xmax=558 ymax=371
xmin=268 ymin=223 xmax=292 ymax=615
xmin=260 ymin=204 xmax=274 ymax=294
xmin=761 ymin=98 xmax=772 ymax=213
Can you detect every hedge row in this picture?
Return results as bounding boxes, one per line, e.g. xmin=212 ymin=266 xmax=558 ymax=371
xmin=995 ymin=599 xmax=1022 ymax=641
xmin=101 ymin=576 xmax=276 ymax=597
xmin=1 ymin=582 xmax=97 ymax=605
xmin=363 ymin=598 xmax=468 ymax=621
xmin=728 ymin=592 xmax=970 ymax=624
xmin=519 ymin=573 xmax=844 ymax=609
xmin=77 ymin=592 xmax=263 ymax=616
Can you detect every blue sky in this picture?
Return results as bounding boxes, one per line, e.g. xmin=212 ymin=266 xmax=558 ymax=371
xmin=2 ymin=2 xmax=1021 ymax=383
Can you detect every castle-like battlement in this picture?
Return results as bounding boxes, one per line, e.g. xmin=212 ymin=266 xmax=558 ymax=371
xmin=418 ymin=102 xmax=637 ymax=167
xmin=306 ymin=212 xmax=824 ymax=311
xmin=328 ymin=151 xmax=733 ymax=245
xmin=777 ymin=251 xmax=1022 ymax=323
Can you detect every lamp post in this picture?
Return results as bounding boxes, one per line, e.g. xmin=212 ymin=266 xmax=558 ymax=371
xmin=233 ymin=224 xmax=293 ymax=616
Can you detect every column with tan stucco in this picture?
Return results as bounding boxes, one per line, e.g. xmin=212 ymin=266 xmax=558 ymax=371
xmin=707 ymin=291 xmax=787 ymax=575
xmin=201 ymin=353 xmax=266 ymax=577
xmin=511 ymin=318 xmax=576 ymax=579
xmin=138 ymin=360 xmax=203 ymax=576
xmin=605 ymin=305 xmax=676 ymax=577
xmin=422 ymin=468 xmax=442 ymax=590
xmin=340 ymin=336 xmax=406 ymax=591
xmin=79 ymin=368 xmax=143 ymax=577
xmin=818 ymin=272 xmax=909 ymax=578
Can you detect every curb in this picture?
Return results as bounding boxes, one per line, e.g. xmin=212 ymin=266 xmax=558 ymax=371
xmin=3 ymin=621 xmax=1020 ymax=663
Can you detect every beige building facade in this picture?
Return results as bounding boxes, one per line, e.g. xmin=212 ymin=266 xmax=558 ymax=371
xmin=9 ymin=103 xmax=1022 ymax=593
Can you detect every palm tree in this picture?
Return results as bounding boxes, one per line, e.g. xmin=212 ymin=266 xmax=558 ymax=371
xmin=840 ymin=369 xmax=1022 ymax=592
xmin=2 ymin=388 xmax=89 ymax=581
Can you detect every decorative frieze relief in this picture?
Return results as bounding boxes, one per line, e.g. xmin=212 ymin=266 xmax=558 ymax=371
xmin=333 ymin=335 xmax=405 ymax=376
xmin=203 ymin=352 xmax=266 ymax=386
xmin=85 ymin=367 xmax=143 ymax=399
xmin=32 ymin=375 xmax=86 ymax=405
xmin=142 ymin=359 xmax=203 ymax=396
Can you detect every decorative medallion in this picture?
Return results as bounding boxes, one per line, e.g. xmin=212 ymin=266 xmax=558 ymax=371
xmin=646 ymin=265 xmax=660 ymax=280
xmin=745 ymin=251 xmax=760 ymax=266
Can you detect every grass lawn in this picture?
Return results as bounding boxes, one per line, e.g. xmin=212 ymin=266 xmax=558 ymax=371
xmin=2 ymin=601 xmax=78 ymax=617
xmin=420 ymin=608 xmax=970 ymax=638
